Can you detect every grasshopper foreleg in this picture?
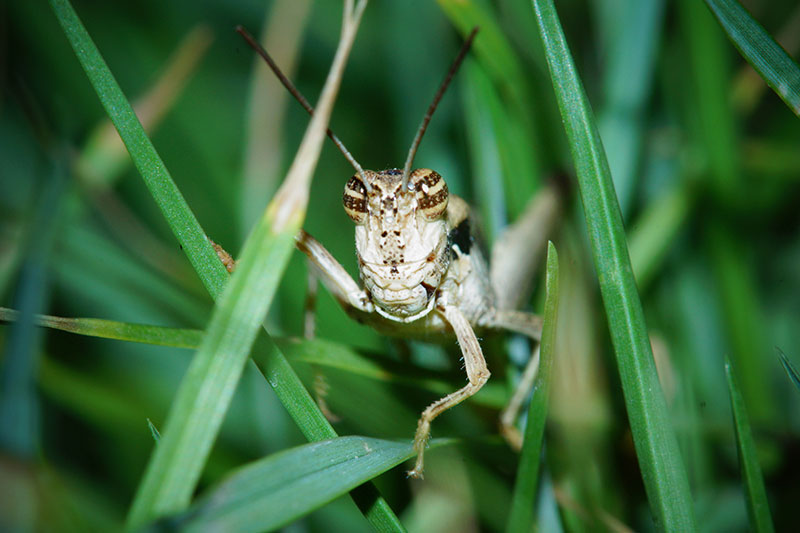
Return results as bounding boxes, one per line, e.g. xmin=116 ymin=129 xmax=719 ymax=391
xmin=408 ymin=299 xmax=491 ymax=478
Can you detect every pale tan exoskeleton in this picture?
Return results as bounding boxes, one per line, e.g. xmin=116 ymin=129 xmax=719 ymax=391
xmin=223 ymin=27 xmax=560 ymax=478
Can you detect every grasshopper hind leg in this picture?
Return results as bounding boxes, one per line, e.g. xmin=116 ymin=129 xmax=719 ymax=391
xmin=489 ymin=186 xmax=559 ymax=310
xmin=482 ymin=309 xmax=544 ymax=449
xmin=485 ymin=185 xmax=559 ymax=449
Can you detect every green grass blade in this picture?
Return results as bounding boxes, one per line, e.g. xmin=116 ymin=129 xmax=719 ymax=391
xmin=438 ymin=0 xmax=529 ymax=112
xmin=530 ymin=0 xmax=696 ymax=529
xmin=125 ymin=0 xmax=368 ymax=524
xmin=0 ymin=307 xmax=204 ymax=349
xmin=241 ymin=341 xmax=407 ymax=532
xmin=507 ymin=242 xmax=559 ymax=533
xmin=724 ymin=358 xmax=775 ymax=532
xmin=704 ymin=0 xmax=800 ymax=117
xmin=276 ymin=338 xmax=507 ymax=408
xmin=777 ymin=349 xmax=800 ymax=393
xmin=49 ymin=0 xmax=228 ymax=300
xmin=126 ymin=225 xmax=296 ymax=526
xmin=49 ymin=1 xmax=403 ymax=529
xmin=147 ymin=419 xmax=161 ymax=443
xmin=0 ymin=308 xmax=504 ymax=409
xmin=174 ymin=437 xmax=451 ymax=532
xmin=75 ymin=25 xmax=213 ymax=190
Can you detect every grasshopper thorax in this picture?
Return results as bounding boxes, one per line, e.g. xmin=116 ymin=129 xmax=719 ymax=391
xmin=342 ymin=168 xmax=450 ymax=321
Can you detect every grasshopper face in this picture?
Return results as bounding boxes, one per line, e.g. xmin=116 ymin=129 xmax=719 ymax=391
xmin=343 ymin=168 xmax=450 ymax=321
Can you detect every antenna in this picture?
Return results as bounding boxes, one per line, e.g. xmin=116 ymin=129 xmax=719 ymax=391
xmin=236 ymin=25 xmax=371 ymax=190
xmin=401 ymin=26 xmax=479 ymax=191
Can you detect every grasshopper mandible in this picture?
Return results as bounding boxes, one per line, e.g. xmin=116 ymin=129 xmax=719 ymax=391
xmin=220 ymin=26 xmax=560 ymax=478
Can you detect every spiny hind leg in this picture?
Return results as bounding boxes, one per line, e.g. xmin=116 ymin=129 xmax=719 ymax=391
xmin=499 ymin=344 xmax=541 ymax=449
xmin=408 ymin=303 xmax=490 ymax=479
xmin=489 ymin=186 xmax=559 ymax=310
xmin=488 ymin=185 xmax=557 ymax=447
xmin=483 ymin=309 xmax=544 ymax=450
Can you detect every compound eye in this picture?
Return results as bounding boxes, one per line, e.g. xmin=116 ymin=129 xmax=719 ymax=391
xmin=343 ymin=175 xmax=368 ymax=224
xmin=410 ymin=168 xmax=448 ymax=221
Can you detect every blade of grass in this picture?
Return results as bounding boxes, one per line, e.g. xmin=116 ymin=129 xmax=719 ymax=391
xmin=49 ymin=1 xmax=404 ymax=530
xmin=147 ymin=419 xmax=161 ymax=443
xmin=704 ymin=0 xmax=800 ymax=117
xmin=250 ymin=338 xmax=406 ymax=532
xmin=507 ymin=242 xmax=559 ymax=533
xmin=125 ymin=1 xmax=369 ymax=525
xmin=173 ymin=437 xmax=453 ymax=532
xmin=731 ymin=3 xmax=800 ymax=113
xmin=49 ymin=0 xmax=228 ymax=300
xmin=0 ymin=307 xmax=204 ymax=349
xmin=777 ymin=348 xmax=800 ymax=393
xmin=724 ymin=358 xmax=775 ymax=532
xmin=0 ymin=308 xmax=506 ymax=408
xmin=75 ymin=25 xmax=213 ymax=189
xmin=530 ymin=0 xmax=696 ymax=529
xmin=438 ymin=0 xmax=528 ymax=115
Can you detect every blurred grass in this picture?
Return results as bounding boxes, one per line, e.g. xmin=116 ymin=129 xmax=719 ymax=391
xmin=2 ymin=0 xmax=800 ymax=531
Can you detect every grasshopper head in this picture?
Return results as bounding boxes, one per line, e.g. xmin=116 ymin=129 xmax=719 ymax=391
xmin=342 ymin=168 xmax=450 ymax=321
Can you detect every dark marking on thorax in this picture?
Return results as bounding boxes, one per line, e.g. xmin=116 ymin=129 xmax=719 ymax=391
xmin=448 ymin=218 xmax=472 ymax=256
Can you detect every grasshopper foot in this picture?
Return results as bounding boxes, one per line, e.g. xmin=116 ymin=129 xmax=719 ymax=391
xmin=500 ymin=422 xmax=524 ymax=451
xmin=210 ymin=240 xmax=236 ymax=273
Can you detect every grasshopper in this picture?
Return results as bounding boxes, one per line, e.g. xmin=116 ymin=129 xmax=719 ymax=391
xmin=222 ymin=27 xmax=560 ymax=478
